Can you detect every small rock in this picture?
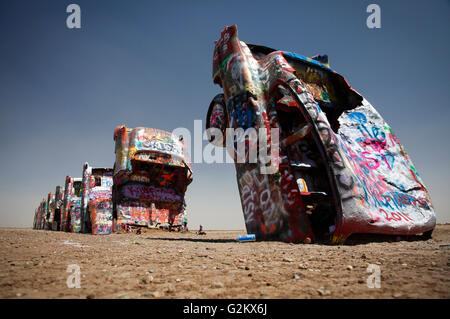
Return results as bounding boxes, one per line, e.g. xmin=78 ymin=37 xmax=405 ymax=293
xmin=386 ymin=280 xmax=392 ymax=285
xmin=143 ymin=292 xmax=152 ymax=297
xmin=361 ymin=254 xmax=367 ymax=259
xmin=431 ymin=262 xmax=436 ymax=266
xmin=152 ymin=291 xmax=161 ymax=298
xmin=24 ymin=263 xmax=30 ymax=268
xmin=245 ymin=266 xmax=250 ymax=270
xmin=401 ymin=263 xmax=408 ymax=267
xmin=176 ymin=278 xmax=181 ymax=282
xmin=260 ymin=291 xmax=267 ymax=296
xmin=358 ymin=279 xmax=364 ymax=284
xmin=86 ymin=294 xmax=95 ymax=299
xmin=141 ymin=275 xmax=154 ymax=284
xmin=317 ymin=288 xmax=331 ymax=296
xmin=298 ymin=263 xmax=308 ymax=270
xmin=393 ymin=292 xmax=403 ymax=298
xmin=283 ymin=257 xmax=293 ymax=262
xmin=148 ymin=269 xmax=155 ymax=273
xmin=212 ymin=282 xmax=224 ymax=288
xmin=293 ymin=274 xmax=300 ymax=280
xmin=202 ymin=265 xmax=207 ymax=269
xmin=16 ymin=293 xmax=22 ymax=297
xmin=346 ymin=265 xmax=353 ymax=271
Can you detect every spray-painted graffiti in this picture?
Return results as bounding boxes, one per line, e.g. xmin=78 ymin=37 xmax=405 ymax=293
xmin=80 ymin=163 xmax=114 ymax=234
xmin=121 ymin=183 xmax=182 ymax=203
xmin=33 ymin=199 xmax=47 ymax=230
xmin=117 ymin=201 xmax=152 ymax=225
xmin=113 ymin=126 xmax=191 ymax=175
xmin=70 ymin=199 xmax=82 ymax=233
xmin=90 ymin=197 xmax=113 ymax=235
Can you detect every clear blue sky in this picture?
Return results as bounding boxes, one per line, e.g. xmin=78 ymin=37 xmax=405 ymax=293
xmin=0 ymin=0 xmax=449 ymax=229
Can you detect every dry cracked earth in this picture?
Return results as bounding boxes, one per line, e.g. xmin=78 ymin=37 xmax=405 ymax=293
xmin=0 ymin=225 xmax=449 ymax=299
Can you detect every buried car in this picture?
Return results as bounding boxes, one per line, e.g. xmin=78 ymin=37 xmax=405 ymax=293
xmin=54 ymin=185 xmax=65 ymax=231
xmin=44 ymin=192 xmax=55 ymax=231
xmin=33 ymin=199 xmax=47 ymax=230
xmin=113 ymin=126 xmax=192 ymax=230
xmin=61 ymin=176 xmax=83 ymax=232
xmin=80 ymin=163 xmax=114 ymax=234
xmin=206 ymin=25 xmax=436 ymax=243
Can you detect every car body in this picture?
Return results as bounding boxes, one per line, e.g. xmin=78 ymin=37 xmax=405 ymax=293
xmin=80 ymin=163 xmax=114 ymax=234
xmin=206 ymin=25 xmax=436 ymax=243
xmin=33 ymin=199 xmax=47 ymax=230
xmin=113 ymin=126 xmax=192 ymax=230
xmin=44 ymin=192 xmax=55 ymax=230
xmin=52 ymin=185 xmax=64 ymax=231
xmin=61 ymin=176 xmax=82 ymax=232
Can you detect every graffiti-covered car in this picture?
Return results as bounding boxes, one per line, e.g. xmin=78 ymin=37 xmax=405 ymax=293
xmin=33 ymin=199 xmax=47 ymax=230
xmin=80 ymin=163 xmax=114 ymax=234
xmin=206 ymin=25 xmax=436 ymax=243
xmin=61 ymin=176 xmax=82 ymax=232
xmin=39 ymin=199 xmax=47 ymax=230
xmin=52 ymin=185 xmax=65 ymax=231
xmin=44 ymin=192 xmax=55 ymax=230
xmin=113 ymin=126 xmax=193 ymax=230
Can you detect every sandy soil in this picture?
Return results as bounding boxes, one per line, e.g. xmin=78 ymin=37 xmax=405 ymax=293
xmin=0 ymin=225 xmax=449 ymax=299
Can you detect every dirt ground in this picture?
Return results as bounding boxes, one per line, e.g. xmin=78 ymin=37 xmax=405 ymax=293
xmin=0 ymin=225 xmax=449 ymax=299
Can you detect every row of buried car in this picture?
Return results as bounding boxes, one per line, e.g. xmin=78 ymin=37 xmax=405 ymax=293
xmin=34 ymin=25 xmax=436 ymax=243
xmin=33 ymin=126 xmax=193 ymax=235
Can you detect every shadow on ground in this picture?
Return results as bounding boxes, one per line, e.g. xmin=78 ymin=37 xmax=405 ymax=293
xmin=144 ymin=237 xmax=237 ymax=243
